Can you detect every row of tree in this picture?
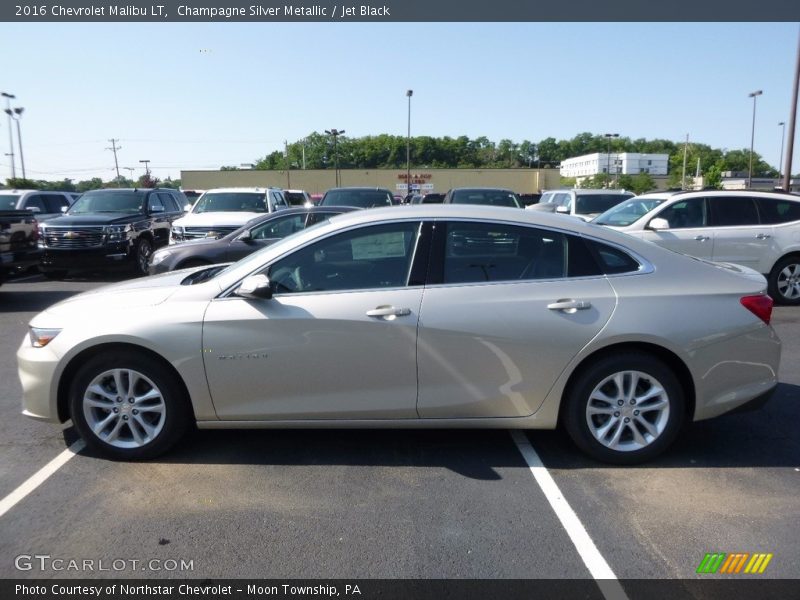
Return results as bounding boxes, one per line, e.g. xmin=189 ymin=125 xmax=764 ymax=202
xmin=2 ymin=174 xmax=181 ymax=193
xmin=245 ymin=131 xmax=782 ymax=187
xmin=3 ymin=132 xmax=785 ymax=192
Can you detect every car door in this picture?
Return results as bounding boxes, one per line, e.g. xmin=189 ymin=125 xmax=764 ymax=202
xmin=708 ymin=196 xmax=773 ymax=272
xmin=203 ymin=220 xmax=428 ymax=420
xmin=637 ymin=196 xmax=714 ymax=260
xmin=416 ymin=221 xmax=617 ymax=418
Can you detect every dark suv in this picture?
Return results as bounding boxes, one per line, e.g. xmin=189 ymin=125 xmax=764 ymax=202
xmin=38 ymin=188 xmax=186 ymax=278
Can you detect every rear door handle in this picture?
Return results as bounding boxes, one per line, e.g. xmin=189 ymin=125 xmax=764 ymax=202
xmin=694 ymin=235 xmax=710 ymax=241
xmin=366 ymin=306 xmax=412 ymax=318
xmin=756 ymin=233 xmax=771 ymax=240
xmin=547 ymin=299 xmax=592 ymax=312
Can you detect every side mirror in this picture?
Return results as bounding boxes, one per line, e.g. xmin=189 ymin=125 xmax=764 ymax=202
xmin=236 ymin=274 xmax=273 ymax=300
xmin=183 ymin=204 xmax=192 ymax=212
xmin=60 ymin=206 xmax=68 ymax=213
xmin=237 ymin=230 xmax=253 ymax=243
xmin=648 ymin=217 xmax=670 ymax=231
xmin=150 ymin=205 xmax=165 ymax=214
xmin=555 ymin=205 xmax=569 ymax=214
xmin=27 ymin=206 xmax=41 ymax=213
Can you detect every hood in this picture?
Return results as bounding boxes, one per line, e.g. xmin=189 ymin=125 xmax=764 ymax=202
xmin=44 ymin=213 xmax=143 ymax=226
xmin=174 ymin=212 xmax=262 ymax=227
xmin=38 ymin=270 xmax=198 ymax=320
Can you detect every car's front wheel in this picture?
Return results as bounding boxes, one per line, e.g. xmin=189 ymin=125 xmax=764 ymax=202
xmin=134 ymin=237 xmax=153 ymax=275
xmin=562 ymin=353 xmax=685 ymax=464
xmin=768 ymin=255 xmax=800 ymax=306
xmin=69 ymin=351 xmax=190 ymax=460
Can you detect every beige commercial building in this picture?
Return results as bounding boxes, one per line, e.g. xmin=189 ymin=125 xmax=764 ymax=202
xmin=180 ymin=168 xmax=561 ymax=195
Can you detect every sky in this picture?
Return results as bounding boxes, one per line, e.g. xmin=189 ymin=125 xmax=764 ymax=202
xmin=1 ymin=22 xmax=799 ymax=182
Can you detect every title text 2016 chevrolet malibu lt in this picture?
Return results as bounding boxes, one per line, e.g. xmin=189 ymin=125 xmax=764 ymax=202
xmin=18 ymin=206 xmax=780 ymax=464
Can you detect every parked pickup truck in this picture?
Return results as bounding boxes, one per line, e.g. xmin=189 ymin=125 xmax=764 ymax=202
xmin=0 ymin=210 xmax=39 ymax=286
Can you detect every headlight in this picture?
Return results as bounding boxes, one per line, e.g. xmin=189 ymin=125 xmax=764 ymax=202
xmin=37 ymin=225 xmax=46 ymax=247
xmin=29 ymin=327 xmax=62 ymax=348
xmin=171 ymin=226 xmax=185 ymax=243
xmin=104 ymin=224 xmax=132 ymax=242
xmin=150 ymin=250 xmax=171 ymax=266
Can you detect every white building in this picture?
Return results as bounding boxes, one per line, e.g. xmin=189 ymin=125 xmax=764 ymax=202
xmin=560 ymin=152 xmax=669 ymax=178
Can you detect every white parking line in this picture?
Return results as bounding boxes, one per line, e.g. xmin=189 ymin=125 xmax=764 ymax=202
xmin=0 ymin=440 xmax=85 ymax=519
xmin=510 ymin=431 xmax=629 ymax=600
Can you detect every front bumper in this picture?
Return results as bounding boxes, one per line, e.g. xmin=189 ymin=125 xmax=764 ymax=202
xmin=17 ymin=335 xmax=62 ymax=423
xmin=40 ymin=243 xmax=135 ymax=271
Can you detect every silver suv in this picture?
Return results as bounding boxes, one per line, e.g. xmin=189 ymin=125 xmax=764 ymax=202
xmin=528 ymin=189 xmax=634 ymax=221
xmin=594 ymin=190 xmax=800 ymax=304
xmin=0 ymin=189 xmax=73 ymax=221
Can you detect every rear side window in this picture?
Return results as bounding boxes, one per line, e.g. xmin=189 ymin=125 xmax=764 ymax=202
xmin=708 ymin=196 xmax=759 ymax=227
xmin=755 ymin=197 xmax=800 ymax=224
xmin=43 ymin=194 xmax=69 ymax=213
xmin=442 ymin=222 xmax=566 ymax=283
xmin=585 ymin=240 xmax=641 ymax=274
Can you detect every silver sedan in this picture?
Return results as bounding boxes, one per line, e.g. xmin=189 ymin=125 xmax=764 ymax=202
xmin=18 ymin=205 xmax=781 ymax=463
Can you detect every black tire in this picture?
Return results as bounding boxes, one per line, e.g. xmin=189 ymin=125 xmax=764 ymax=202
xmin=69 ymin=351 xmax=190 ymax=460
xmin=134 ymin=237 xmax=153 ymax=276
xmin=767 ymin=255 xmax=800 ymax=306
xmin=562 ymin=352 xmax=685 ymax=465
xmin=42 ymin=270 xmax=68 ymax=280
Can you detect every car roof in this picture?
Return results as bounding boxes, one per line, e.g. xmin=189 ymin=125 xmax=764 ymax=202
xmin=450 ymin=187 xmax=515 ymax=192
xmin=201 ymin=187 xmax=276 ymax=193
xmin=324 ymin=187 xmax=393 ymax=192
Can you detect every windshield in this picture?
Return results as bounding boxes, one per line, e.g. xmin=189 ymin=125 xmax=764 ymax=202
xmin=68 ymin=191 xmax=145 ymax=214
xmin=320 ymin=189 xmax=393 ymax=208
xmin=193 ymin=192 xmax=268 ymax=213
xmin=450 ymin=190 xmax=521 ymax=208
xmin=0 ymin=194 xmax=21 ymax=210
xmin=574 ymin=194 xmax=633 ymax=215
xmin=283 ymin=192 xmax=308 ymax=206
xmin=593 ymin=197 xmax=667 ymax=226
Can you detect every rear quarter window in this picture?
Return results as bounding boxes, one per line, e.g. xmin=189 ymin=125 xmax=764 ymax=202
xmin=756 ymin=197 xmax=800 ymax=224
xmin=585 ymin=239 xmax=641 ymax=274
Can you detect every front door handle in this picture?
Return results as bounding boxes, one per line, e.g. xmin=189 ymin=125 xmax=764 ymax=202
xmin=694 ymin=235 xmax=710 ymax=241
xmin=366 ymin=306 xmax=412 ymax=318
xmin=547 ymin=299 xmax=592 ymax=312
xmin=756 ymin=233 xmax=771 ymax=240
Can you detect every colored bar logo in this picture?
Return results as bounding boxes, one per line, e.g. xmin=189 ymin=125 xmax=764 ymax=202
xmin=696 ymin=552 xmax=773 ymax=574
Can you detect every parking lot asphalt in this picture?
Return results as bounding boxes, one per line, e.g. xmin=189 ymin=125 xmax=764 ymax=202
xmin=0 ymin=272 xmax=798 ymax=584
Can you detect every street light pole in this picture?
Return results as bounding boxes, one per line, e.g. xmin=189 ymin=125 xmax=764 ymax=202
xmin=1 ymin=92 xmax=16 ymax=179
xmin=139 ymin=159 xmax=151 ymax=177
xmin=748 ymin=90 xmax=763 ymax=189
xmin=324 ymin=129 xmax=345 ymax=187
xmin=783 ymin=28 xmax=800 ymax=192
xmin=6 ymin=107 xmax=26 ymax=180
xmin=604 ymin=133 xmax=619 ymax=188
xmin=778 ymin=122 xmax=786 ymax=180
xmin=406 ymin=89 xmax=413 ymax=198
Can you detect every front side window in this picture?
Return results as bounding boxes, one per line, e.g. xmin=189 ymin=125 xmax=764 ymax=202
xmin=251 ymin=214 xmax=306 ymax=240
xmin=652 ymin=198 xmax=707 ymax=229
xmin=708 ymin=196 xmax=759 ymax=227
xmin=575 ymin=193 xmax=632 ymax=216
xmin=23 ymin=195 xmax=46 ymax=212
xmin=147 ymin=194 xmax=165 ymax=212
xmin=267 ymin=222 xmax=420 ymax=294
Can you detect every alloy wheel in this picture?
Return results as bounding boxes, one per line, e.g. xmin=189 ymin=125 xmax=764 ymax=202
xmin=776 ymin=262 xmax=800 ymax=301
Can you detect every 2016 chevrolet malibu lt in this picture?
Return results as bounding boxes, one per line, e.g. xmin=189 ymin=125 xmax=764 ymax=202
xmin=18 ymin=206 xmax=780 ymax=464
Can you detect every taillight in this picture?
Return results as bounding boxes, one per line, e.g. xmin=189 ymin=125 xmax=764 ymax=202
xmin=740 ymin=294 xmax=773 ymax=325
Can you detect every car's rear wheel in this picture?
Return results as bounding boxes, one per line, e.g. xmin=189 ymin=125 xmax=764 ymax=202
xmin=69 ymin=351 xmax=190 ymax=460
xmin=563 ymin=353 xmax=685 ymax=464
xmin=768 ymin=256 xmax=800 ymax=306
xmin=134 ymin=238 xmax=153 ymax=275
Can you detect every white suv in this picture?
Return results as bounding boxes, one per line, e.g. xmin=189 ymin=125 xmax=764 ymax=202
xmin=594 ymin=190 xmax=800 ymax=304
xmin=171 ymin=187 xmax=288 ymax=243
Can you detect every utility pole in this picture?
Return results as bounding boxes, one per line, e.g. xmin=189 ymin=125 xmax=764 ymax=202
xmin=2 ymin=92 xmax=16 ymax=179
xmin=284 ymin=140 xmax=291 ymax=188
xmin=106 ymin=139 xmax=121 ymax=183
xmin=784 ymin=27 xmax=800 ymax=192
xmin=139 ymin=159 xmax=150 ymax=177
xmin=748 ymin=90 xmax=763 ymax=189
xmin=681 ymin=134 xmax=689 ymax=190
